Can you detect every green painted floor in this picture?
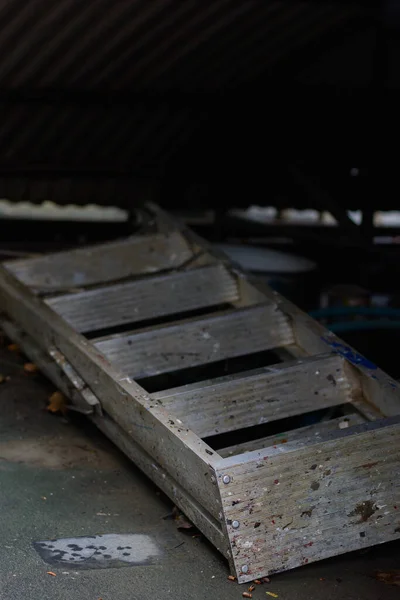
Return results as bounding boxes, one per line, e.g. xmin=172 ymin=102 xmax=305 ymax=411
xmin=0 ymin=343 xmax=399 ymax=600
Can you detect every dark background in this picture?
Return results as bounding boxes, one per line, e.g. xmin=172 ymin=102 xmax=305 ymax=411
xmin=0 ymin=0 xmax=396 ymax=214
xmin=0 ymin=0 xmax=399 ymax=375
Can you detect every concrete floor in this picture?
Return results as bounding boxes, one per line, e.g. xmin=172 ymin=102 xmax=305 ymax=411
xmin=0 ymin=342 xmax=399 ymax=600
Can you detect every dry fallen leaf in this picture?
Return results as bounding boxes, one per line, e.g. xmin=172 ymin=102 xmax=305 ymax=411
xmin=174 ymin=514 xmax=194 ymax=530
xmin=24 ymin=362 xmax=39 ymax=374
xmin=47 ymin=391 xmax=68 ymax=415
xmin=7 ymin=343 xmax=19 ymax=352
xmin=165 ymin=505 xmax=195 ymax=530
xmin=375 ymin=570 xmax=400 ymax=586
xmin=266 ymin=593 xmax=278 ymax=598
xmin=47 ymin=571 xmax=56 ymax=577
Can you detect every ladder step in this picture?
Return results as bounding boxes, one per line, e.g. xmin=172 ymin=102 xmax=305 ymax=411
xmin=45 ymin=264 xmax=239 ymax=333
xmin=4 ymin=231 xmax=192 ymax=292
xmin=152 ymin=353 xmax=354 ymax=438
xmin=94 ymin=304 xmax=294 ymax=379
xmin=218 ymin=413 xmax=366 ymax=457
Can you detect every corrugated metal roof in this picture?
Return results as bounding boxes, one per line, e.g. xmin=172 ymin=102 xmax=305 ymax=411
xmin=0 ymin=1 xmax=365 ymax=207
xmin=0 ymin=102 xmax=198 ymax=171
xmin=0 ymin=0 xmax=357 ymax=91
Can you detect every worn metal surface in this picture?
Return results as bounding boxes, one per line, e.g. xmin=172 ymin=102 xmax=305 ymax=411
xmin=0 ymin=315 xmax=227 ymax=555
xmin=94 ymin=304 xmax=294 ymax=379
xmin=218 ymin=413 xmax=366 ymax=457
xmin=1 ymin=204 xmax=400 ymax=583
xmin=93 ymin=411 xmax=228 ymax=557
xmin=0 ymin=317 xmax=97 ymax=415
xmin=153 ymin=353 xmax=355 ymax=437
xmin=217 ymin=417 xmax=400 ymax=582
xmin=46 ymin=264 xmax=238 ymax=333
xmin=0 ymin=262 xmax=223 ymax=520
xmin=3 ymin=344 xmax=400 ymax=600
xmin=4 ymin=231 xmax=192 ymax=292
xmin=48 ymin=347 xmax=100 ymax=411
xmin=258 ymin=284 xmax=400 ymax=418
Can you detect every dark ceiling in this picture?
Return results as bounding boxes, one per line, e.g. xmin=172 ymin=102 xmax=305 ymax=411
xmin=0 ymin=1 xmax=396 ymax=210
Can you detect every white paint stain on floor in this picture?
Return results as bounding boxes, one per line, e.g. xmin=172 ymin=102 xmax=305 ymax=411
xmin=34 ymin=533 xmax=161 ymax=568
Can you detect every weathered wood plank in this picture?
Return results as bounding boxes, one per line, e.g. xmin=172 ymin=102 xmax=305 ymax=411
xmin=4 ymin=230 xmax=193 ymax=292
xmin=0 ymin=264 xmax=223 ymax=519
xmin=216 ymin=417 xmax=400 ymax=582
xmin=153 ymin=354 xmax=357 ymax=438
xmin=218 ymin=413 xmax=366 ymax=457
xmin=94 ymin=304 xmax=294 ymax=379
xmin=45 ymin=264 xmax=239 ymax=333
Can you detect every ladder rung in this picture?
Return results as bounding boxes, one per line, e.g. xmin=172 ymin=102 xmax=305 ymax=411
xmin=45 ymin=264 xmax=239 ymax=333
xmin=4 ymin=231 xmax=192 ymax=292
xmin=218 ymin=413 xmax=366 ymax=457
xmin=94 ymin=304 xmax=294 ymax=379
xmin=153 ymin=353 xmax=353 ymax=438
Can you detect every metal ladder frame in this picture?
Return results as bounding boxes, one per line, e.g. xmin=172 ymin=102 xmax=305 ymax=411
xmin=0 ymin=203 xmax=399 ymax=582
